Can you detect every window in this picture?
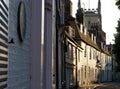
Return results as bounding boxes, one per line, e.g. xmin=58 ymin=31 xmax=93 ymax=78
xmin=72 ymin=29 xmax=75 ymax=37
xmin=89 ymin=67 xmax=90 ymax=78
xmin=84 ymin=45 xmax=87 ymax=57
xmin=69 ymin=69 xmax=73 ymax=86
xmin=89 ymin=48 xmax=91 ymax=59
xmin=73 ymin=46 xmax=76 ymax=59
xmin=78 ymin=70 xmax=80 ymax=80
xmin=78 ymin=50 xmax=80 ymax=62
xmin=68 ymin=44 xmax=71 ymax=59
xmin=93 ymin=50 xmax=96 ymax=59
xmin=88 ymin=21 xmax=91 ymax=27
xmin=68 ymin=43 xmax=74 ymax=60
xmin=85 ymin=66 xmax=86 ymax=78
xmin=71 ymin=45 xmax=73 ymax=59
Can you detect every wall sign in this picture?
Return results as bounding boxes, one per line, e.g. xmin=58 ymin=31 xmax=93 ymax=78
xmin=18 ymin=2 xmax=26 ymax=42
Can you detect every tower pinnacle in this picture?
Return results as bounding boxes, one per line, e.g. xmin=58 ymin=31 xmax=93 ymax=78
xmin=98 ymin=0 xmax=101 ymax=14
xmin=78 ymin=0 xmax=81 ymax=9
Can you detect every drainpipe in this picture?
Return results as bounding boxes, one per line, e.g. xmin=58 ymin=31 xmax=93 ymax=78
xmin=55 ymin=0 xmax=60 ymax=88
xmin=76 ymin=47 xmax=78 ymax=89
xmin=63 ymin=35 xmax=66 ymax=89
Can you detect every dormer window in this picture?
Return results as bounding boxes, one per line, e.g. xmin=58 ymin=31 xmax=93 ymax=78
xmin=65 ymin=26 xmax=75 ymax=38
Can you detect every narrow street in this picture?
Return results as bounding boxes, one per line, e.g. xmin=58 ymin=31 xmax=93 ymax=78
xmin=1 ymin=0 xmax=120 ymax=89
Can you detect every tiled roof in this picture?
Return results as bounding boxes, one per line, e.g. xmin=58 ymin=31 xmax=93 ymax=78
xmin=101 ymin=48 xmax=111 ymax=56
xmin=64 ymin=31 xmax=83 ymax=50
xmin=66 ymin=18 xmax=111 ymax=56
xmin=66 ymin=19 xmax=101 ymax=51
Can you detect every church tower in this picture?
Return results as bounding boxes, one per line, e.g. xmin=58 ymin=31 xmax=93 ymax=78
xmin=98 ymin=0 xmax=101 ymax=15
xmin=98 ymin=0 xmax=102 ymax=29
xmin=78 ymin=0 xmax=81 ymax=9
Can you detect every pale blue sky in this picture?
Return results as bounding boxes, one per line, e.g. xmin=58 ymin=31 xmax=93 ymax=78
xmin=71 ymin=0 xmax=120 ymax=44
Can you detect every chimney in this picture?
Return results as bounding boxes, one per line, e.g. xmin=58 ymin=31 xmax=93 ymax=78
xmin=91 ymin=33 xmax=93 ymax=41
xmin=84 ymin=27 xmax=87 ymax=35
xmin=70 ymin=0 xmax=73 ymax=16
xmin=65 ymin=0 xmax=73 ymax=18
xmin=80 ymin=24 xmax=83 ymax=33
xmin=106 ymin=46 xmax=108 ymax=51
xmin=94 ymin=36 xmax=96 ymax=43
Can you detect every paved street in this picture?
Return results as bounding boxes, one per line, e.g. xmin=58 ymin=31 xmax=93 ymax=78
xmin=79 ymin=82 xmax=120 ymax=89
xmin=94 ymin=82 xmax=120 ymax=89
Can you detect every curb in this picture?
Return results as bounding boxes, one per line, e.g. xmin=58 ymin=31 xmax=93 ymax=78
xmin=79 ymin=84 xmax=102 ymax=89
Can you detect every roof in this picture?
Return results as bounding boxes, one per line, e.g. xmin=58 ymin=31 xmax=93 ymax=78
xmin=64 ymin=31 xmax=83 ymax=50
xmin=85 ymin=11 xmax=96 ymax=14
xmin=65 ymin=17 xmax=111 ymax=56
xmin=66 ymin=19 xmax=101 ymax=51
xmin=101 ymin=48 xmax=111 ymax=56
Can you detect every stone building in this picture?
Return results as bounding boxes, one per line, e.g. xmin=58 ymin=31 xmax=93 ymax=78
xmin=62 ymin=0 xmax=112 ymax=88
xmin=0 ymin=0 xmax=113 ymax=89
xmin=75 ymin=0 xmax=112 ymax=85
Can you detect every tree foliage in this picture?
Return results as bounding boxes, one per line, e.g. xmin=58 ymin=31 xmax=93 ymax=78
xmin=116 ymin=0 xmax=120 ymax=9
xmin=114 ymin=0 xmax=120 ymax=71
xmin=113 ymin=20 xmax=120 ymax=71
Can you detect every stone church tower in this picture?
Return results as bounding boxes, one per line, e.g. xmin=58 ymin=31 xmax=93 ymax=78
xmin=76 ymin=0 xmax=106 ymax=49
xmin=98 ymin=0 xmax=102 ymax=29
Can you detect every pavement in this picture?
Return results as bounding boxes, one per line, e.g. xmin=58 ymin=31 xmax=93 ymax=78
xmin=94 ymin=82 xmax=120 ymax=89
xmin=78 ymin=83 xmax=102 ymax=89
xmin=78 ymin=81 xmax=120 ymax=89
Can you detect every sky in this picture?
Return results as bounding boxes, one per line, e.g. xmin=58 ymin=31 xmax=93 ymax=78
xmin=71 ymin=0 xmax=120 ymax=44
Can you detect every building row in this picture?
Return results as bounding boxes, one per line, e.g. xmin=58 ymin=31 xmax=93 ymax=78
xmin=0 ymin=0 xmax=113 ymax=89
xmin=56 ymin=0 xmax=113 ymax=88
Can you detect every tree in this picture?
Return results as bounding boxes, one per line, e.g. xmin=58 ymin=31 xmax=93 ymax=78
xmin=113 ymin=20 xmax=120 ymax=71
xmin=116 ymin=0 xmax=120 ymax=9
